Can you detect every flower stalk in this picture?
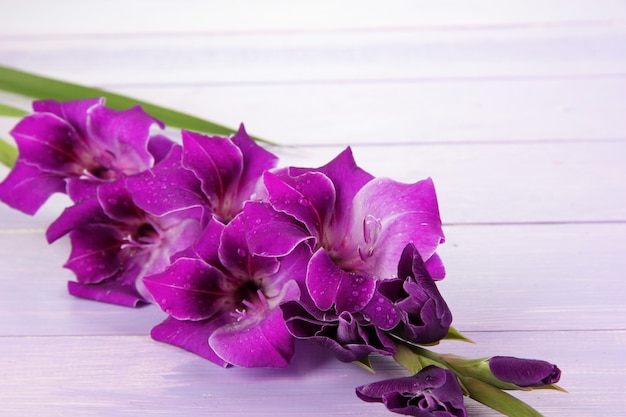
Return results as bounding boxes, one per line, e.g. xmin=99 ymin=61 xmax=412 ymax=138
xmin=0 ymin=88 xmax=565 ymax=417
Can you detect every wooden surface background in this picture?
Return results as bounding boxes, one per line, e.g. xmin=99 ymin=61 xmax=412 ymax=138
xmin=1 ymin=1 xmax=625 ymax=416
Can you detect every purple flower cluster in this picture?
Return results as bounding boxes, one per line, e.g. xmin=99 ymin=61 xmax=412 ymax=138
xmin=0 ymin=98 xmax=562 ymax=417
xmin=0 ymin=97 xmax=450 ymax=366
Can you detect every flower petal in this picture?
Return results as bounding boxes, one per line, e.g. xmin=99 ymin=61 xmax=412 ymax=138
xmin=218 ymin=209 xmax=281 ymax=280
xmin=126 ymin=144 xmax=206 ymax=218
xmin=86 ymin=104 xmax=160 ymax=175
xmin=209 ymin=307 xmax=295 ymax=368
xmin=282 ymin=302 xmax=396 ymax=362
xmin=290 ymin=147 xmax=373 ymax=228
xmin=360 ymin=289 xmax=401 ymax=331
xmin=151 ymin=316 xmax=230 ymax=367
xmin=229 ymin=124 xmax=278 ymax=204
xmin=0 ymin=161 xmax=66 ymax=215
xmin=424 ymin=252 xmax=446 ymax=281
xmin=33 ymin=97 xmax=102 ymax=138
xmin=143 ymin=257 xmax=229 ymax=321
xmin=46 ymin=196 xmax=112 ymax=243
xmin=306 ymin=248 xmax=376 ymax=313
xmin=10 ymin=112 xmax=83 ymax=174
xmin=348 ymin=177 xmax=445 ymax=278
xmin=395 ymin=243 xmax=452 ymax=344
xmin=67 ymin=279 xmax=145 ymax=307
xmin=187 ymin=217 xmax=225 ymax=266
xmin=225 ymin=201 xmax=312 ymax=258
xmin=264 ymin=170 xmax=336 ymax=241
xmin=181 ymin=130 xmax=243 ymax=219
xmin=96 ymin=179 xmax=143 ymax=223
xmin=63 ymin=224 xmax=124 ymax=284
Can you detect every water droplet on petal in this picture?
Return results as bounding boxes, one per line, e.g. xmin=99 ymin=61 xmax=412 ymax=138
xmin=237 ymin=248 xmax=247 ymax=257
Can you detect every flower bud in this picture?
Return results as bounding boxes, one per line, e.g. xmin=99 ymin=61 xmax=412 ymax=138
xmin=488 ymin=356 xmax=561 ymax=387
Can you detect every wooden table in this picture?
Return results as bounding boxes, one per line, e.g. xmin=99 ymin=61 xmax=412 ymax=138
xmin=1 ymin=1 xmax=625 ymax=416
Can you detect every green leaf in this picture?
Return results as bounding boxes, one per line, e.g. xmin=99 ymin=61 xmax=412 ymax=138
xmin=461 ymin=376 xmax=547 ymax=417
xmin=0 ymin=102 xmax=28 ymax=117
xmin=0 ymin=65 xmax=272 ymax=143
xmin=0 ymin=137 xmax=17 ymax=168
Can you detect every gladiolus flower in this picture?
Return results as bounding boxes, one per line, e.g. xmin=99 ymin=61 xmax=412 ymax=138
xmin=144 ymin=202 xmax=313 ymax=368
xmin=356 ymin=365 xmax=467 ymax=417
xmin=46 ymin=146 xmax=204 ymax=306
xmin=0 ymin=98 xmax=165 ymax=213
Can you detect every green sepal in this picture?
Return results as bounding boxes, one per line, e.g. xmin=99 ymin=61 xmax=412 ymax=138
xmin=393 ymin=343 xmax=426 ymax=374
xmin=442 ymin=354 xmax=525 ymax=391
xmin=444 ymin=326 xmax=475 ymax=343
xmin=0 ymin=137 xmax=17 ymax=168
xmin=0 ymin=65 xmax=272 ymax=144
xmin=353 ymin=356 xmax=376 ymax=373
xmin=461 ymin=376 xmax=547 ymax=417
xmin=0 ymin=102 xmax=28 ymax=117
xmin=393 ymin=343 xmax=451 ymax=373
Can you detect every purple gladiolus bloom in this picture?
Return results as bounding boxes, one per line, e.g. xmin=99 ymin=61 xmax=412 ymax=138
xmin=281 ymin=243 xmax=451 ymax=360
xmin=376 ymin=243 xmax=452 ymax=345
xmin=181 ymin=124 xmax=278 ymax=223
xmin=356 ymin=365 xmax=467 ymax=417
xmin=263 ymin=147 xmax=446 ymax=281
xmin=281 ymin=247 xmax=400 ymax=361
xmin=270 ymin=149 xmax=448 ymax=357
xmin=0 ymin=98 xmax=165 ymax=214
xmin=281 ymin=300 xmax=397 ymax=362
xmin=144 ymin=202 xmax=314 ymax=368
xmin=489 ymin=356 xmax=561 ymax=387
xmin=46 ymin=146 xmax=204 ymax=306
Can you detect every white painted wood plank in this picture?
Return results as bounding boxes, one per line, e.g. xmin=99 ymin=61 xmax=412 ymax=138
xmin=5 ymin=76 xmax=626 ymax=145
xmin=1 ymin=140 xmax=624 ymax=224
xmin=82 ymin=78 xmax=626 ymax=145
xmin=437 ymin=223 xmax=626 ymax=332
xmin=1 ymin=222 xmax=623 ymax=336
xmin=1 ymin=0 xmax=625 ymax=37
xmin=0 ymin=331 xmax=622 ymax=417
xmin=3 ymin=25 xmax=626 ymax=85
